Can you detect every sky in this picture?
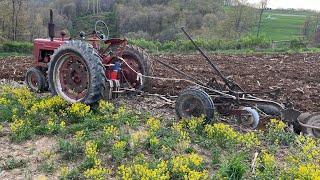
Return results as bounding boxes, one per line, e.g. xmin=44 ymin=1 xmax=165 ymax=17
xmin=247 ymin=0 xmax=320 ymax=11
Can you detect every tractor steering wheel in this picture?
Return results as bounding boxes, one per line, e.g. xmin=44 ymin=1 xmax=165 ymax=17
xmin=95 ymin=20 xmax=109 ymax=41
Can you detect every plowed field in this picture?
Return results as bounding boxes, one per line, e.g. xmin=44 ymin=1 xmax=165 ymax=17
xmin=1 ymin=53 xmax=320 ymax=112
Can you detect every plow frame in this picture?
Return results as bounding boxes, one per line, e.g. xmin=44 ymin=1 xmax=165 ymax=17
xmin=156 ymin=27 xmax=320 ymax=134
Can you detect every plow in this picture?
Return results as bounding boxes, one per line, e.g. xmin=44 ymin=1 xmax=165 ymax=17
xmin=26 ymin=10 xmax=320 ymax=138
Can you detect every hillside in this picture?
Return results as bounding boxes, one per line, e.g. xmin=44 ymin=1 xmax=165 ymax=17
xmin=1 ymin=0 xmax=320 ymax=52
xmin=259 ymin=9 xmax=318 ymax=40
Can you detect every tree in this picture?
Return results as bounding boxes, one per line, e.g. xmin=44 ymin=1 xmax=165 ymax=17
xmin=300 ymin=13 xmax=320 ymax=46
xmin=84 ymin=0 xmax=103 ymax=14
xmin=302 ymin=16 xmax=313 ymax=38
xmin=0 ymin=0 xmax=30 ymax=41
xmin=311 ymin=13 xmax=320 ymax=46
xmin=0 ymin=1 xmax=9 ymax=40
xmin=223 ymin=0 xmax=235 ymax=6
xmin=11 ymin=0 xmax=28 ymax=41
xmin=28 ymin=8 xmax=47 ymax=41
xmin=313 ymin=13 xmax=320 ymax=34
xmin=220 ymin=0 xmax=255 ymax=39
xmin=256 ymin=0 xmax=268 ymax=37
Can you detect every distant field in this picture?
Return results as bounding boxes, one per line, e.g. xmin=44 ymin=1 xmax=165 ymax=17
xmin=258 ymin=9 xmax=317 ymax=40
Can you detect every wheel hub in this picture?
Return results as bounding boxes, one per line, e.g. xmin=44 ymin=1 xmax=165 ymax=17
xmin=241 ymin=114 xmax=254 ymax=125
xmin=182 ymin=97 xmax=204 ymax=117
xmin=30 ymin=73 xmax=38 ymax=89
xmin=56 ymin=55 xmax=89 ymax=101
xmin=65 ymin=63 xmax=88 ymax=92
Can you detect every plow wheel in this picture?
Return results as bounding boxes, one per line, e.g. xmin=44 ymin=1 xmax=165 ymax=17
xmin=48 ymin=41 xmax=106 ymax=104
xmin=239 ymin=107 xmax=259 ymax=129
xmin=303 ymin=114 xmax=320 ymax=138
xmin=25 ymin=67 xmax=46 ymax=92
xmin=119 ymin=44 xmax=152 ymax=91
xmin=176 ymin=87 xmax=215 ymax=123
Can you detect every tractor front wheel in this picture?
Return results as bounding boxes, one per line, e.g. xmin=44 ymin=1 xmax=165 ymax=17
xmin=48 ymin=41 xmax=106 ymax=104
xmin=25 ymin=67 xmax=46 ymax=92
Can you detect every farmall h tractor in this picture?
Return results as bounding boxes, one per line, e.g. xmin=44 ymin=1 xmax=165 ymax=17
xmin=25 ymin=10 xmax=151 ymax=104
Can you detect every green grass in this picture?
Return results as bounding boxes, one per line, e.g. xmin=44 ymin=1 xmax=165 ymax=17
xmin=256 ymin=9 xmax=318 ymax=40
xmin=269 ymin=9 xmax=317 ymax=16
xmin=260 ymin=13 xmax=306 ymax=40
xmin=224 ymin=6 xmax=317 ymax=40
xmin=0 ymin=52 xmax=32 ymax=57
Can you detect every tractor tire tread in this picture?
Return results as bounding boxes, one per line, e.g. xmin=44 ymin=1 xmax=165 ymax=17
xmin=25 ymin=67 xmax=46 ymax=92
xmin=123 ymin=44 xmax=152 ymax=91
xmin=176 ymin=87 xmax=215 ymax=122
xmin=48 ymin=40 xmax=106 ymax=105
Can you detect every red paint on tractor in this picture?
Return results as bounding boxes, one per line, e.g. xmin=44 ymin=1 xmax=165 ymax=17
xmin=33 ymin=38 xmax=67 ymax=67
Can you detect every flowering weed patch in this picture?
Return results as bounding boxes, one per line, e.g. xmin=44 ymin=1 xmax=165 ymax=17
xmin=1 ymin=87 xmax=320 ymax=179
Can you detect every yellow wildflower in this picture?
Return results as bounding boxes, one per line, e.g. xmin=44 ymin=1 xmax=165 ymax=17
xmin=98 ymin=100 xmax=115 ymax=114
xmin=104 ymin=124 xmax=119 ymax=137
xmin=73 ymin=130 xmax=86 ymax=142
xmin=9 ymin=118 xmax=24 ymax=133
xmin=188 ymin=153 xmax=203 ymax=167
xmin=58 ymin=166 xmax=69 ymax=177
xmin=147 ymin=117 xmax=161 ymax=132
xmin=59 ymin=121 xmax=66 ymax=128
xmin=85 ymin=141 xmax=98 ymax=159
xmin=237 ymin=132 xmax=261 ymax=148
xmin=149 ymin=136 xmax=160 ymax=146
xmin=67 ymin=102 xmax=90 ymax=117
xmin=84 ymin=167 xmax=112 ymax=180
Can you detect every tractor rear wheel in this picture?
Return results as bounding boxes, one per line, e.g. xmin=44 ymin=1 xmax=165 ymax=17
xmin=48 ymin=41 xmax=106 ymax=104
xmin=119 ymin=44 xmax=152 ymax=91
xmin=25 ymin=67 xmax=46 ymax=92
xmin=176 ymin=87 xmax=215 ymax=123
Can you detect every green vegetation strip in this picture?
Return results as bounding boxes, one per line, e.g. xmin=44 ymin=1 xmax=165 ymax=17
xmin=0 ymin=86 xmax=319 ymax=179
xmin=0 ymin=53 xmax=32 ymax=57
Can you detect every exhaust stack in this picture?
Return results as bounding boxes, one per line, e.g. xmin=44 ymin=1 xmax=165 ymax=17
xmin=48 ymin=9 xmax=55 ymax=41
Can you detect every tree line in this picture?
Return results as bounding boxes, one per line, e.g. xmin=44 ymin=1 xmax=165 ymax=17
xmin=0 ymin=0 xmax=319 ymax=45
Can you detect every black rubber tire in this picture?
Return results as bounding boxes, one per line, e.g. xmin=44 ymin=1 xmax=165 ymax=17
xmin=48 ymin=40 xmax=106 ymax=104
xmin=25 ymin=67 xmax=46 ymax=92
xmin=176 ymin=87 xmax=215 ymax=122
xmin=121 ymin=44 xmax=152 ymax=91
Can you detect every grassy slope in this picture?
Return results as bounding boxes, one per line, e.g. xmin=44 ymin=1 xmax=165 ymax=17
xmin=259 ymin=9 xmax=317 ymax=40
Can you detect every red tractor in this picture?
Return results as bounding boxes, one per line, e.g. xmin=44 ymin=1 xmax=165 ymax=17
xmin=25 ymin=10 xmax=151 ymax=104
